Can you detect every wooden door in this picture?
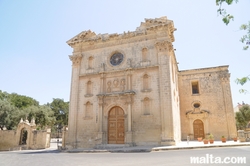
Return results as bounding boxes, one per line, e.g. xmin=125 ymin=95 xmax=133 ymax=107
xmin=193 ymin=119 xmax=205 ymax=139
xmin=108 ymin=107 xmax=125 ymax=144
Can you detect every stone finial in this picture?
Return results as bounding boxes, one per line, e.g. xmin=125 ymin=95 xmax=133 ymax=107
xmin=31 ymin=118 xmax=36 ymax=126
xmin=3 ymin=125 xmax=7 ymax=130
xmin=20 ymin=118 xmax=23 ymax=123
xmin=25 ymin=117 xmax=29 ymax=124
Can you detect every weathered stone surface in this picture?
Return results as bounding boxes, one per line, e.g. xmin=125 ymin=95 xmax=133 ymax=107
xmin=65 ymin=16 xmax=236 ymax=149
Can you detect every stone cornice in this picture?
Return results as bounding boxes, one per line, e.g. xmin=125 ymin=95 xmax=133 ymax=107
xmin=66 ymin=16 xmax=175 ymax=48
xmin=178 ymin=65 xmax=229 ymax=75
xmin=97 ymin=90 xmax=136 ymax=97
xmin=79 ymin=65 xmax=159 ymax=77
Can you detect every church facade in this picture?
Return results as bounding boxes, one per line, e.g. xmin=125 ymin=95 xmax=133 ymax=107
xmin=65 ymin=17 xmax=237 ymax=149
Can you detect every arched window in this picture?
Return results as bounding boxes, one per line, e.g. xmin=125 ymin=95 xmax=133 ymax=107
xmin=87 ymin=81 xmax=92 ymax=95
xmin=88 ymin=56 xmax=93 ymax=69
xmin=85 ymin=102 xmax=93 ymax=118
xmin=143 ymin=97 xmax=150 ymax=115
xmin=142 ymin=48 xmax=148 ymax=61
xmin=143 ymin=74 xmax=149 ymax=90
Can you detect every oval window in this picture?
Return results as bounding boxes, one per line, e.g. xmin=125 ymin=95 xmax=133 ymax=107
xmin=193 ymin=103 xmax=200 ymax=108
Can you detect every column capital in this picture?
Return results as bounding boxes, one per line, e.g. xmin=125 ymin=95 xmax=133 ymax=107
xmin=155 ymin=40 xmax=173 ymax=53
xmin=69 ymin=54 xmax=83 ymax=66
xmin=219 ymin=73 xmax=230 ymax=83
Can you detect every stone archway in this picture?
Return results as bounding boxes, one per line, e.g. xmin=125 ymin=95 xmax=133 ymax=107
xmin=19 ymin=128 xmax=28 ymax=145
xmin=193 ymin=119 xmax=205 ymax=139
xmin=108 ymin=106 xmax=125 ymax=144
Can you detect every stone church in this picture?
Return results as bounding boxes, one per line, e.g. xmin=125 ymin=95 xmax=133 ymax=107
xmin=65 ymin=16 xmax=237 ymax=149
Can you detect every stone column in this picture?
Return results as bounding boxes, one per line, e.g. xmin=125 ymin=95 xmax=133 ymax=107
xmin=97 ymin=96 xmax=104 ymax=144
xmin=100 ymin=74 xmax=104 ymax=93
xmin=67 ymin=54 xmax=82 ymax=149
xmin=126 ymin=95 xmax=133 ymax=145
xmin=155 ymin=41 xmax=175 ymax=145
xmin=126 ymin=70 xmax=132 ymax=91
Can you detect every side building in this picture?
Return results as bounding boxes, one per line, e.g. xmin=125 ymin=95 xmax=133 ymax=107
xmin=179 ymin=66 xmax=237 ymax=141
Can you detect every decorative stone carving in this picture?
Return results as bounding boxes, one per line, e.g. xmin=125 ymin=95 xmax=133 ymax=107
xmin=155 ymin=41 xmax=173 ymax=53
xmin=69 ymin=54 xmax=82 ymax=66
xmin=107 ymin=81 xmax=111 ymax=93
xmin=30 ymin=118 xmax=36 ymax=126
xmin=219 ymin=73 xmax=230 ymax=83
xmin=120 ymin=79 xmax=125 ymax=92
xmin=113 ymin=79 xmax=119 ymax=88
xmin=127 ymin=58 xmax=132 ymax=68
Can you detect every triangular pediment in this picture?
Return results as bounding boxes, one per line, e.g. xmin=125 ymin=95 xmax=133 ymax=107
xmin=67 ymin=30 xmax=96 ymax=45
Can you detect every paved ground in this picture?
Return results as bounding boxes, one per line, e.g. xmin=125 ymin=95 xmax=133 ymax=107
xmin=65 ymin=140 xmax=250 ymax=153
xmin=1 ymin=145 xmax=249 ymax=166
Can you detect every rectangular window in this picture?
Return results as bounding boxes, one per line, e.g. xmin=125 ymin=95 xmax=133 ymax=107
xmin=192 ymin=81 xmax=199 ymax=94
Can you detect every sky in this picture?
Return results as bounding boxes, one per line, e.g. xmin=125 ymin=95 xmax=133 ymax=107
xmin=0 ymin=0 xmax=249 ymax=106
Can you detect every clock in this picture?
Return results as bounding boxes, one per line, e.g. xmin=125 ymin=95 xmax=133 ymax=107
xmin=110 ymin=53 xmax=124 ymax=66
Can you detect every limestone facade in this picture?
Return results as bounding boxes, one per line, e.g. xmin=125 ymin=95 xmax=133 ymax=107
xmin=65 ymin=16 xmax=237 ymax=149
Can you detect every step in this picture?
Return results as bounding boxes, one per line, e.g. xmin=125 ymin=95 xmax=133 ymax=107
xmin=94 ymin=144 xmax=131 ymax=149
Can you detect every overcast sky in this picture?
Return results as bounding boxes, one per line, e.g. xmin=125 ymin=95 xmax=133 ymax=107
xmin=0 ymin=0 xmax=249 ymax=106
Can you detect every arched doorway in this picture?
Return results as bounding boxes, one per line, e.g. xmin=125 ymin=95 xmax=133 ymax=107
xmin=19 ymin=128 xmax=28 ymax=145
xmin=108 ymin=106 xmax=125 ymax=144
xmin=193 ymin=119 xmax=205 ymax=139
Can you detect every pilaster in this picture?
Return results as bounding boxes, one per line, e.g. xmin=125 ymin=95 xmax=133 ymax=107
xmin=125 ymin=95 xmax=133 ymax=145
xmin=155 ymin=41 xmax=175 ymax=145
xmin=67 ymin=54 xmax=82 ymax=149
xmin=220 ymin=73 xmax=237 ymax=139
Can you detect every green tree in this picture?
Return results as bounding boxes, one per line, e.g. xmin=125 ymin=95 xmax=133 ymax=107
xmin=22 ymin=105 xmax=56 ymax=130
xmin=0 ymin=90 xmax=57 ymax=130
xmin=0 ymin=90 xmax=39 ymax=109
xmin=0 ymin=100 xmax=18 ymax=130
xmin=49 ymin=98 xmax=69 ymax=126
xmin=9 ymin=93 xmax=39 ymax=109
xmin=235 ymin=105 xmax=250 ymax=130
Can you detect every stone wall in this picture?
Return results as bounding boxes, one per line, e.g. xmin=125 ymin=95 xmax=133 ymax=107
xmin=65 ymin=16 xmax=236 ymax=149
xmin=179 ymin=66 xmax=237 ymax=140
xmin=66 ymin=16 xmax=180 ymax=149
xmin=0 ymin=130 xmax=17 ymax=151
xmin=0 ymin=121 xmax=51 ymax=151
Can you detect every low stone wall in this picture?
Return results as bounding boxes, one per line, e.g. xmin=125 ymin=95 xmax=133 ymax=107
xmin=0 ymin=130 xmax=17 ymax=151
xmin=29 ymin=129 xmax=51 ymax=149
xmin=0 ymin=128 xmax=51 ymax=151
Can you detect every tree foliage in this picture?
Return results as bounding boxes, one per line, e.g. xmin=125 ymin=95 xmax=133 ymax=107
xmin=0 ymin=99 xmax=18 ymax=130
xmin=0 ymin=90 xmax=68 ymax=130
xmin=216 ymin=1 xmax=250 ymax=93
xmin=216 ymin=0 xmax=250 ymax=50
xmin=235 ymin=105 xmax=250 ymax=130
xmin=235 ymin=75 xmax=250 ymax=94
xmin=48 ymin=98 xmax=69 ymax=126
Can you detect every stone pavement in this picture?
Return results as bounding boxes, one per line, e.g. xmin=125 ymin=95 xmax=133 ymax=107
xmin=65 ymin=140 xmax=250 ymax=153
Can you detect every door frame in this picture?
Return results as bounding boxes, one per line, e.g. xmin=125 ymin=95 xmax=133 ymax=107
xmin=193 ymin=119 xmax=205 ymax=139
xmin=108 ymin=106 xmax=125 ymax=144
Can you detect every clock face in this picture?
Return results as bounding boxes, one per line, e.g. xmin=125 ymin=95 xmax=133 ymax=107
xmin=110 ymin=53 xmax=124 ymax=66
